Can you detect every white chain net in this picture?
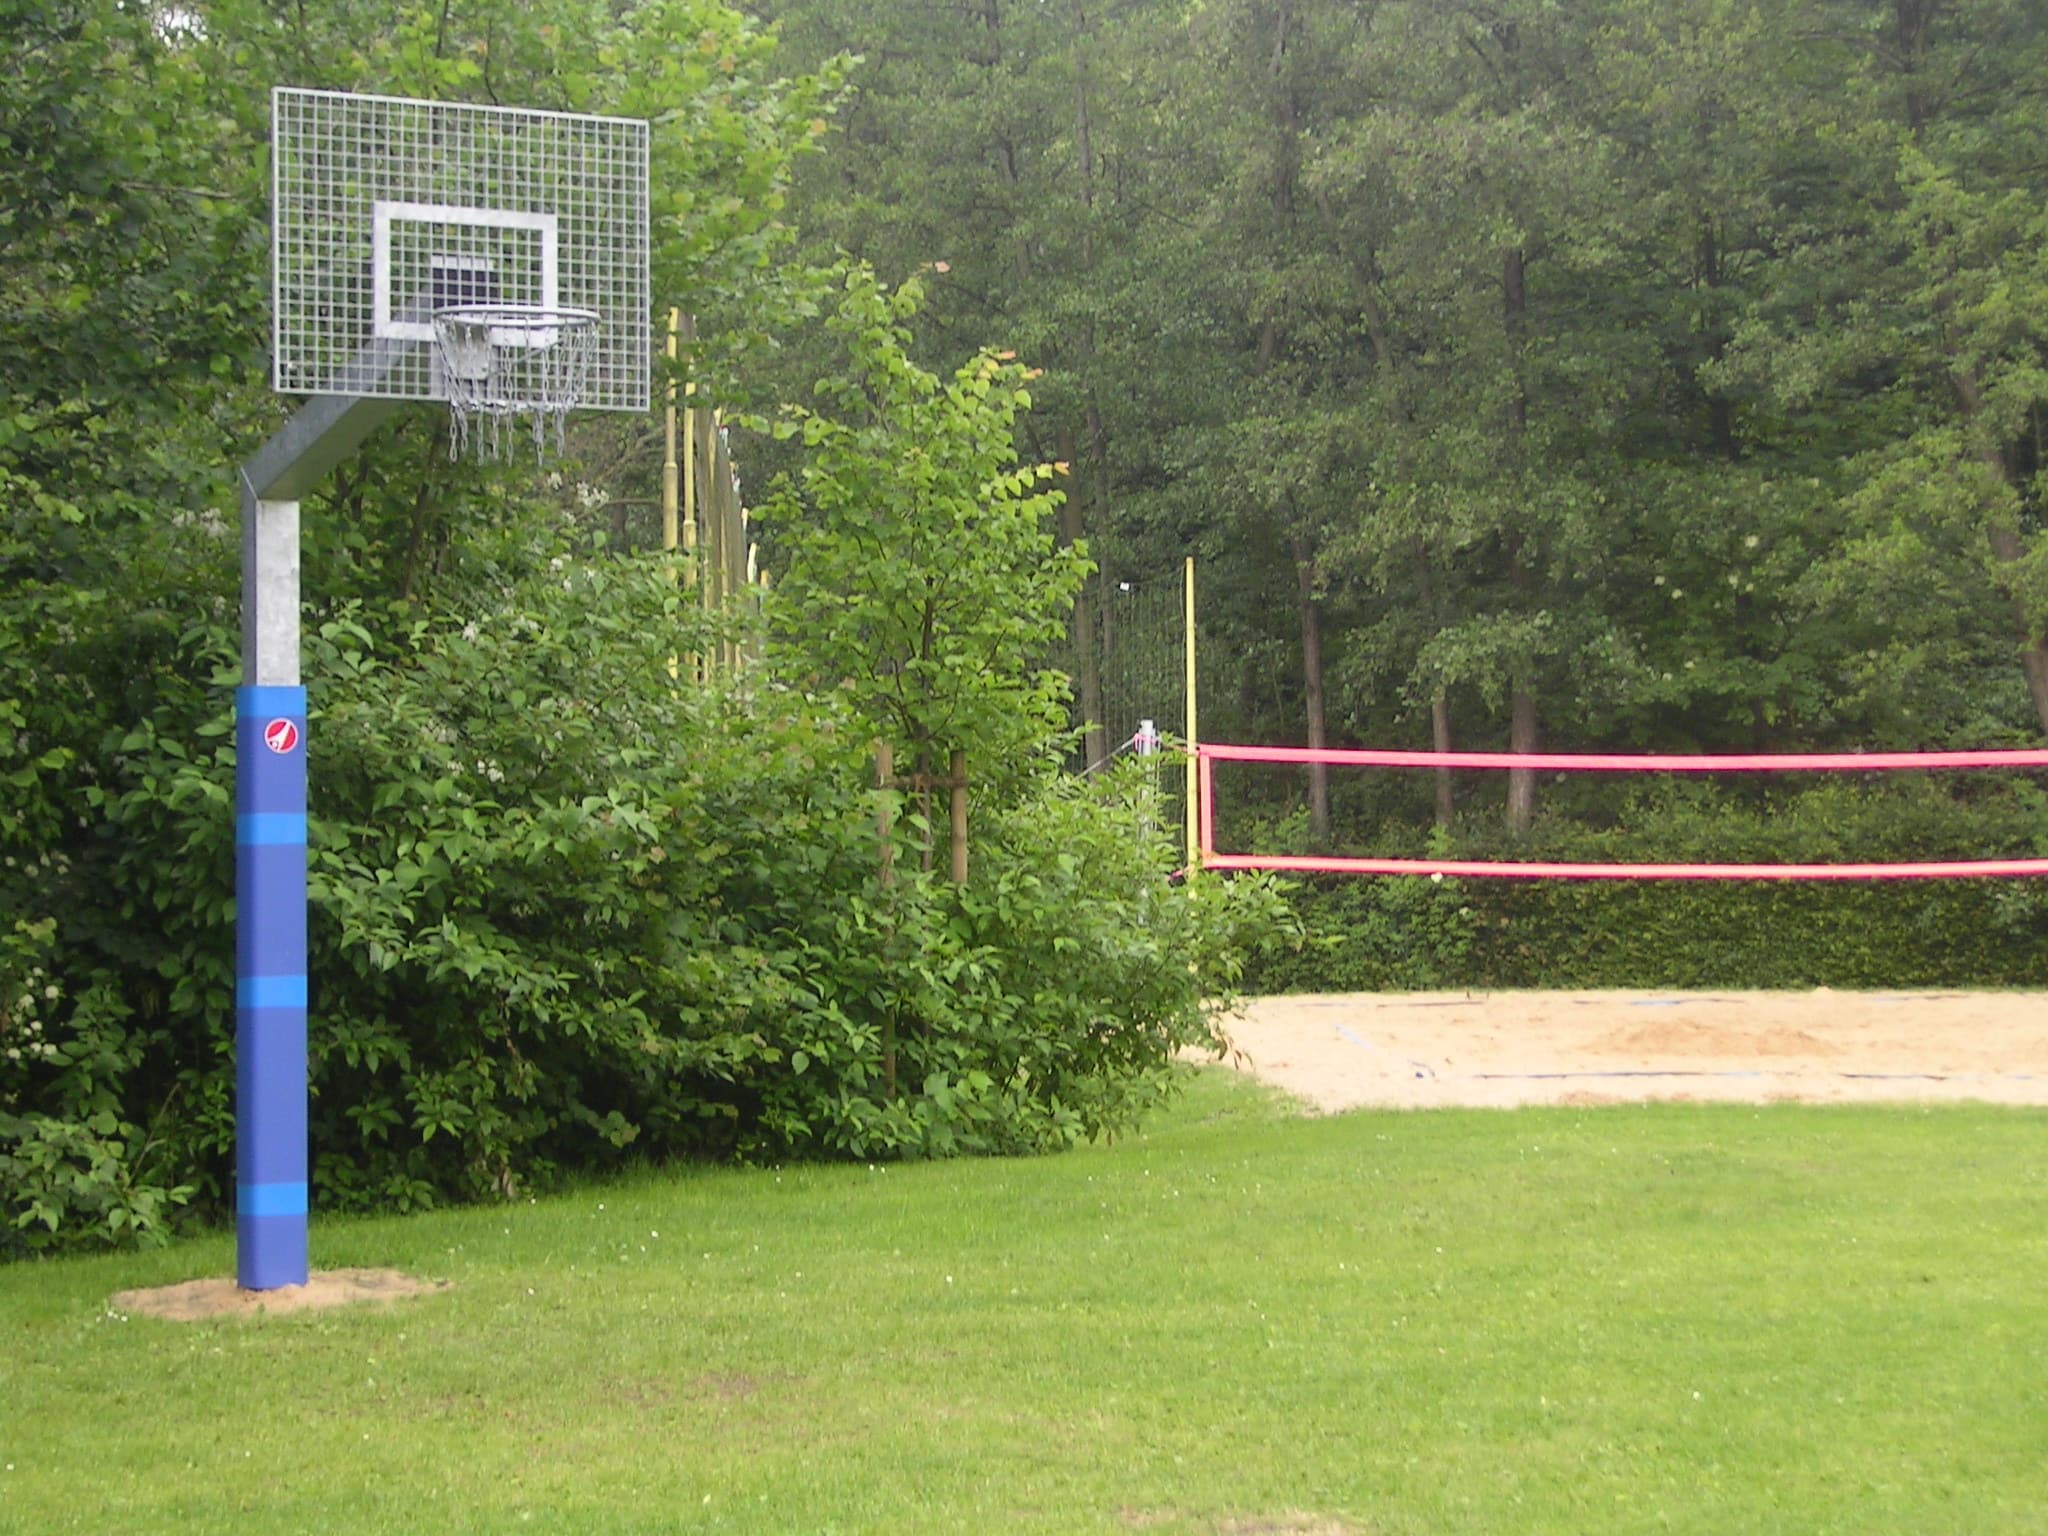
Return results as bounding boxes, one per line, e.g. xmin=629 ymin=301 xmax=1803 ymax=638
xmin=431 ymin=305 xmax=599 ymax=463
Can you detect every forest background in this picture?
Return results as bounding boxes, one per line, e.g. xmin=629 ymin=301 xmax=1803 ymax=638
xmin=753 ymin=0 xmax=2048 ymax=991
xmin=3 ymin=0 xmax=2047 ymax=1253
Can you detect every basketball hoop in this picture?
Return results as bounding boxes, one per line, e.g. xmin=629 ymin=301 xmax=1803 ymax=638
xmin=431 ymin=303 xmax=599 ymax=463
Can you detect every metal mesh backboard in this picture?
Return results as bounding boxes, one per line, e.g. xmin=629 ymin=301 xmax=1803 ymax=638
xmin=272 ymin=88 xmax=649 ymax=411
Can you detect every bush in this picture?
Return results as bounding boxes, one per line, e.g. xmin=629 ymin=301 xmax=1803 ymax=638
xmin=1 ymin=533 xmax=1289 ymax=1253
xmin=1245 ymin=778 xmax=2048 ymax=993
xmin=741 ymin=763 xmax=1287 ymax=1159
xmin=302 ymin=588 xmax=1287 ymax=1190
xmin=0 ymin=920 xmax=193 ymax=1256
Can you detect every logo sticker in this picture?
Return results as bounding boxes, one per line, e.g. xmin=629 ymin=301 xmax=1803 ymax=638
xmin=263 ymin=718 xmax=301 ymax=755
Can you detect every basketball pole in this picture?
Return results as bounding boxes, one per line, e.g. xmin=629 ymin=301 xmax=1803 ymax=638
xmin=234 ymin=477 xmax=311 ymax=1291
xmin=1184 ymin=555 xmax=1199 ymax=873
xmin=237 ymin=393 xmax=408 ymax=1291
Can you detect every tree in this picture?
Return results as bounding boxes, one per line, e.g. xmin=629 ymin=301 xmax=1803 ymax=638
xmin=1716 ymin=0 xmax=2048 ymax=742
xmin=761 ymin=266 xmax=1090 ymax=791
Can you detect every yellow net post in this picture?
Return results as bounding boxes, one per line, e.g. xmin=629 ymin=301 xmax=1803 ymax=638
xmin=662 ymin=309 xmax=680 ymax=681
xmin=682 ymin=320 xmax=701 ymax=681
xmin=1184 ymin=556 xmax=1199 ymax=873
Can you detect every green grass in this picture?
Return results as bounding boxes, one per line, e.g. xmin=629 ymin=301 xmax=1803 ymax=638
xmin=4 ymin=1071 xmax=2047 ymax=1535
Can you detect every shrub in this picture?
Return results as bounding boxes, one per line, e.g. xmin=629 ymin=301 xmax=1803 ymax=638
xmin=3 ymin=533 xmax=1289 ymax=1254
xmin=1245 ymin=777 xmax=2048 ymax=993
xmin=0 ymin=920 xmax=193 ymax=1256
xmin=740 ymin=763 xmax=1288 ymax=1159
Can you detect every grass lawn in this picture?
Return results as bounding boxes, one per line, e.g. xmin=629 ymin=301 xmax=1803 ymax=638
xmin=3 ymin=1068 xmax=2045 ymax=1534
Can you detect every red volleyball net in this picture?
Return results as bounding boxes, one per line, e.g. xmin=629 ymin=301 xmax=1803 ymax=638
xmin=1194 ymin=742 xmax=2048 ymax=881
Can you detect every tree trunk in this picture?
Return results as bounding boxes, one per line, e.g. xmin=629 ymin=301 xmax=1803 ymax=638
xmin=1410 ymin=535 xmax=1454 ymax=826
xmin=1507 ymin=686 xmax=1537 ymax=833
xmin=1895 ymin=0 xmax=1935 ymax=135
xmin=1503 ymin=246 xmax=1527 ymax=433
xmin=1503 ymin=247 xmax=1538 ymax=833
xmin=1057 ymin=424 xmax=1107 ymax=766
xmin=1292 ymin=531 xmax=1330 ymax=846
xmin=1951 ymin=371 xmax=2048 ymax=734
xmin=1064 ymin=16 xmax=1119 ymax=764
xmin=1505 ymin=534 xmax=1538 ymax=835
xmin=1698 ymin=217 xmax=1738 ymax=459
xmin=1431 ymin=689 xmax=1455 ymax=829
xmin=1987 ymin=511 xmax=2048 ymax=733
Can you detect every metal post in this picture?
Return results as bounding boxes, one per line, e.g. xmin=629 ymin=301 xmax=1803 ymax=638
xmin=236 ymin=477 xmax=309 ymax=1290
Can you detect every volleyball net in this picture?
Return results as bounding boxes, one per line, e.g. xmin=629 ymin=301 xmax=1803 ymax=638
xmin=1194 ymin=742 xmax=2048 ymax=881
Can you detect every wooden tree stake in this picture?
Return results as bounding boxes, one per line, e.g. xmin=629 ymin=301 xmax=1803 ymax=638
xmin=875 ymin=741 xmax=896 ymax=889
xmin=949 ymin=748 xmax=968 ymax=885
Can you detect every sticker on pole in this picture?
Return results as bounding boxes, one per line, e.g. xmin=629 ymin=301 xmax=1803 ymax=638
xmin=263 ymin=719 xmax=301 ymax=755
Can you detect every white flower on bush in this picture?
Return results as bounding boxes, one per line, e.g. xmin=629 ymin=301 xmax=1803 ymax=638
xmin=1744 ymin=534 xmax=1760 ymax=549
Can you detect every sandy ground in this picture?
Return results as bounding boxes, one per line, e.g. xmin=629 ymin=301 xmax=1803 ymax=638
xmin=111 ymin=1268 xmax=451 ymax=1321
xmin=1213 ymin=989 xmax=2048 ymax=1112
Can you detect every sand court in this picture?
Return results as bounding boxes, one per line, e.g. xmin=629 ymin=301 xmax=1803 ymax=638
xmin=1213 ymin=989 xmax=2048 ymax=1111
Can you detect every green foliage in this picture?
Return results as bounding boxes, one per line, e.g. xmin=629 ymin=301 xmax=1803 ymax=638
xmin=301 ymin=550 xmax=1238 ymax=1194
xmin=6 ymin=495 xmax=1282 ymax=1249
xmin=759 ymin=266 xmax=1091 ymax=779
xmin=738 ymin=764 xmax=1285 ymax=1160
xmin=0 ymin=920 xmax=192 ymax=1256
xmin=1249 ymin=870 xmax=1477 ymax=996
xmin=767 ymin=0 xmax=2048 ymax=838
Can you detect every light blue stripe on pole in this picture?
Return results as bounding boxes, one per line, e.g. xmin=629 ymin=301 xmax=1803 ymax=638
xmin=237 ymin=975 xmax=307 ymax=1009
xmin=236 ymin=813 xmax=308 ymax=846
xmin=237 ymin=1181 xmax=309 ymax=1218
xmin=237 ymin=684 xmax=307 ymax=718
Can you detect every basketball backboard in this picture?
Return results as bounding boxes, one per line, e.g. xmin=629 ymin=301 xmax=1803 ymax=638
xmin=271 ymin=88 xmax=650 ymax=413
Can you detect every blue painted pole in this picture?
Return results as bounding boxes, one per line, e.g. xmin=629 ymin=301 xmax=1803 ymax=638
xmin=235 ymin=684 xmax=309 ymax=1289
